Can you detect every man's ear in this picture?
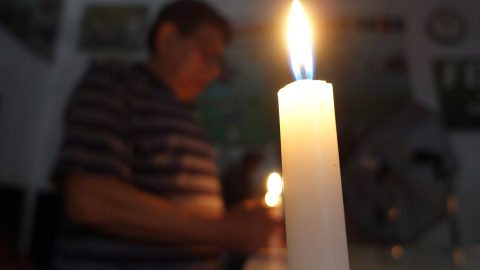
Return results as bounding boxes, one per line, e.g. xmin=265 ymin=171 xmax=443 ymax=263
xmin=155 ymin=22 xmax=180 ymax=56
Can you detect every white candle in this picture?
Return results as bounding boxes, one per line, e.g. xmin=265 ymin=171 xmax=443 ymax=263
xmin=278 ymin=81 xmax=349 ymax=269
xmin=278 ymin=1 xmax=349 ymax=269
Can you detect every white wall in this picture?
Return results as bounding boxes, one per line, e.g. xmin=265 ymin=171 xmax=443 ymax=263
xmin=0 ymin=28 xmax=55 ymax=188
xmin=0 ymin=0 xmax=479 ymax=245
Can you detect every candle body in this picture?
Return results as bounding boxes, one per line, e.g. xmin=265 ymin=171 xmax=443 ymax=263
xmin=278 ymin=80 xmax=349 ymax=270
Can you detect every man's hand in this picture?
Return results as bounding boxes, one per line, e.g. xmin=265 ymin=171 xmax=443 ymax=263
xmin=217 ymin=199 xmax=283 ymax=254
xmin=65 ymin=174 xmax=284 ymax=253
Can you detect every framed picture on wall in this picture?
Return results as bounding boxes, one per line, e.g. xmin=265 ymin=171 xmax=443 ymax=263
xmin=78 ymin=5 xmax=149 ymax=52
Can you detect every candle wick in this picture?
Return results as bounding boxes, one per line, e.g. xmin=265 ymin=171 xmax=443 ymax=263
xmin=299 ymin=63 xmax=308 ymax=80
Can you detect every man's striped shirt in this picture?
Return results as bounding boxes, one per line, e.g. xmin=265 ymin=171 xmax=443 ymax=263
xmin=53 ymin=62 xmax=224 ymax=270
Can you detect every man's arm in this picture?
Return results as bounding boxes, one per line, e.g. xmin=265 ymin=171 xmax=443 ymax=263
xmin=65 ymin=173 xmax=278 ymax=253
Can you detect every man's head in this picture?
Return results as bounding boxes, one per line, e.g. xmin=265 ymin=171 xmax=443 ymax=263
xmin=148 ymin=0 xmax=232 ymax=103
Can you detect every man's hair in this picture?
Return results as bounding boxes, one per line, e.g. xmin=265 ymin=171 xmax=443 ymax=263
xmin=147 ymin=0 xmax=232 ymax=55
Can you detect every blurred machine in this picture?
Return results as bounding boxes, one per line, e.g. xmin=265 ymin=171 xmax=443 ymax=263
xmin=341 ymin=103 xmax=459 ymax=245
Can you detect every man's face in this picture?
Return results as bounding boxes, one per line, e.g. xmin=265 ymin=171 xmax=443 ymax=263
xmin=171 ymin=24 xmax=226 ymax=103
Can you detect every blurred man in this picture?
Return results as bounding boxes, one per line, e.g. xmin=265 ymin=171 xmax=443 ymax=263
xmin=52 ymin=1 xmax=280 ymax=269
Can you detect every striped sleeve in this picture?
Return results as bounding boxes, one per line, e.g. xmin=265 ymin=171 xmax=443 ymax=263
xmin=53 ymin=66 xmax=132 ymax=183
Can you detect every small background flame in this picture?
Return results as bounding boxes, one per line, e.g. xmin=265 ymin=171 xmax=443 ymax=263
xmin=265 ymin=172 xmax=283 ymax=207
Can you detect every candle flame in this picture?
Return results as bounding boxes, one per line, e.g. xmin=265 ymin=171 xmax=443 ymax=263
xmin=265 ymin=172 xmax=283 ymax=207
xmin=267 ymin=173 xmax=283 ymax=194
xmin=288 ymin=0 xmax=314 ymax=80
xmin=265 ymin=192 xmax=281 ymax=207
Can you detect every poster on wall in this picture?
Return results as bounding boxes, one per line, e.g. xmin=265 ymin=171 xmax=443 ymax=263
xmin=78 ymin=5 xmax=148 ymax=52
xmin=0 ymin=0 xmax=62 ymax=60
xmin=435 ymin=59 xmax=480 ymax=129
